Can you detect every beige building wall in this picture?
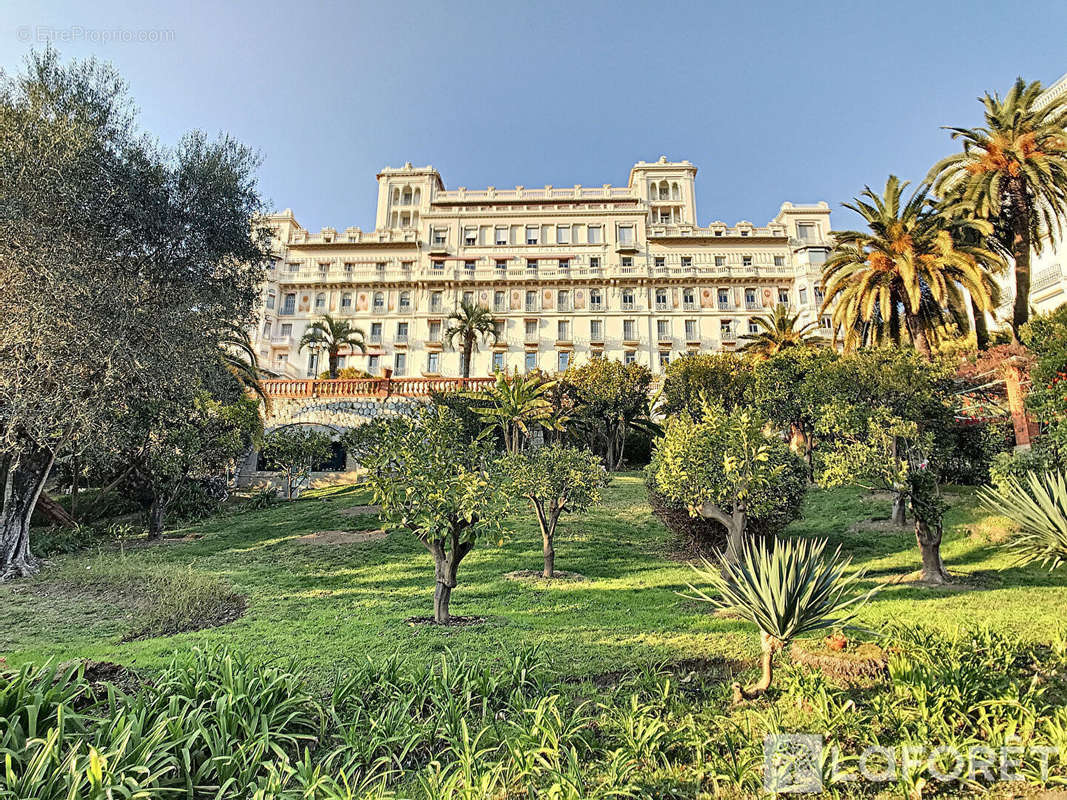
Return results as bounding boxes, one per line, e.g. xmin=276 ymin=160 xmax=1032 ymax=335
xmin=253 ymin=157 xmax=833 ymax=379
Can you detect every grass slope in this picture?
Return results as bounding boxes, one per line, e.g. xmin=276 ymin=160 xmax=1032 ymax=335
xmin=2 ymin=476 xmax=1065 ymax=685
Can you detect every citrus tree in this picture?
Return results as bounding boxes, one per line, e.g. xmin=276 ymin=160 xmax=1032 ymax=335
xmin=503 ymin=443 xmax=607 ymax=577
xmin=817 ymin=405 xmax=950 ymax=584
xmin=360 ymin=405 xmax=510 ymax=623
xmin=261 ymin=427 xmax=333 ymax=501
xmin=649 ymin=401 xmax=806 ymax=563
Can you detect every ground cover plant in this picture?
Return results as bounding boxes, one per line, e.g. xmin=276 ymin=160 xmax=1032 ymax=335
xmin=2 ymin=623 xmax=1066 ymax=798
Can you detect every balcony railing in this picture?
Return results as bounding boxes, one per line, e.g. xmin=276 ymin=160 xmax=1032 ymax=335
xmin=261 ymin=377 xmax=496 ymax=398
xmin=1033 ymin=266 xmax=1064 ymax=292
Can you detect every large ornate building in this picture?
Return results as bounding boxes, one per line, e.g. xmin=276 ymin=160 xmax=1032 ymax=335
xmin=253 ymin=158 xmax=834 ymax=379
xmin=1020 ymin=72 xmax=1067 ymax=316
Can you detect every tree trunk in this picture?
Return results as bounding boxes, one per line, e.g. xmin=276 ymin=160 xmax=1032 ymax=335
xmin=971 ymin=295 xmax=990 ymax=351
xmin=542 ymin=505 xmax=562 ymax=578
xmin=328 ymin=351 xmax=339 ymax=379
xmin=147 ymin=494 xmax=166 ymax=540
xmin=36 ymin=492 xmax=75 ymax=527
xmin=725 ymin=505 xmax=747 ymax=564
xmin=543 ymin=533 xmax=555 ymax=579
xmin=915 ymin=519 xmax=950 ymax=584
xmin=891 ymin=493 xmax=907 ymax=526
xmin=0 ymin=443 xmax=56 ymax=581
xmin=1010 ymin=180 xmax=1032 ymax=338
xmin=433 ymin=581 xmax=452 ymax=623
xmin=905 ymin=311 xmax=932 ymax=360
xmin=429 ymin=530 xmax=473 ymax=623
xmin=70 ymin=456 xmax=78 ymax=521
xmin=733 ymin=631 xmax=782 ymax=702
xmin=462 ymin=335 xmax=474 ymax=379
xmin=695 ymin=500 xmax=747 ymax=564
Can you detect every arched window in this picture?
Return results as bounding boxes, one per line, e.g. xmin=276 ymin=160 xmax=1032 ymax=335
xmin=392 ymin=187 xmax=400 ymax=204
xmin=413 ymin=188 xmax=421 ymax=205
xmin=657 ymin=180 xmax=669 ymax=201
xmin=399 ymin=291 xmax=411 ymax=311
xmin=341 ymin=292 xmax=352 ymax=309
xmin=373 ymin=292 xmax=385 ymax=311
xmin=671 ymin=182 xmax=680 ymax=200
xmin=402 ymin=186 xmax=413 ymax=205
xmin=648 ymin=182 xmax=657 ymax=201
xmin=314 ymin=292 xmax=326 ymax=310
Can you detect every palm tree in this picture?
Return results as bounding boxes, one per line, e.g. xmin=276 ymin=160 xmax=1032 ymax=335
xmin=821 ymin=176 xmax=1003 ymax=359
xmin=298 ymin=314 xmax=366 ymax=379
xmin=685 ymin=536 xmax=875 ymax=701
xmin=739 ymin=304 xmax=824 ymax=358
xmin=929 ymin=78 xmax=1067 ymax=337
xmin=475 ymin=371 xmax=556 ymax=453
xmin=445 ymin=299 xmax=499 ymax=378
xmin=219 ymin=324 xmax=270 ymax=410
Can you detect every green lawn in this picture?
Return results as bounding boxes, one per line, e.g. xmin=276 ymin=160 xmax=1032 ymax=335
xmin=2 ymin=475 xmax=1065 ymax=685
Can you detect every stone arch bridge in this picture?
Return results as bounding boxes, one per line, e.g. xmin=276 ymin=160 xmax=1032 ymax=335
xmin=239 ymin=376 xmax=494 ymax=485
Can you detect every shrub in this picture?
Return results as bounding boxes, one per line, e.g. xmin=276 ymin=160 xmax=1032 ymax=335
xmin=245 ymin=485 xmax=278 ymax=509
xmin=167 ymin=474 xmax=230 ymax=523
xmin=990 ymin=446 xmax=1059 ymax=491
xmin=932 ymin=419 xmax=1013 ymax=485
xmin=32 ymin=523 xmax=109 ymax=557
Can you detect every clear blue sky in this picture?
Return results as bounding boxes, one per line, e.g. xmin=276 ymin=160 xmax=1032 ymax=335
xmin=3 ymin=0 xmax=1067 ymax=232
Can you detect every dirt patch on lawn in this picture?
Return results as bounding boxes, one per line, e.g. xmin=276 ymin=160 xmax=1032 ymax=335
xmin=874 ymin=570 xmax=995 ymax=591
xmin=849 ymin=518 xmax=909 ymax=534
xmin=338 ymin=505 xmax=381 ymax=518
xmin=505 ymin=569 xmax=588 ymax=583
xmin=296 ymin=529 xmax=388 ymax=545
xmin=406 ymin=615 xmax=488 ymax=627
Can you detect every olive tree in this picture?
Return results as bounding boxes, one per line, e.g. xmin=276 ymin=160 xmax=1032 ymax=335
xmin=132 ymin=394 xmax=261 ymax=537
xmin=649 ymin=401 xmax=806 ymax=563
xmin=261 ymin=427 xmax=333 ymax=501
xmin=503 ymin=443 xmax=607 ymax=577
xmin=360 ymin=405 xmax=510 ymax=623
xmin=0 ymin=50 xmax=269 ymax=579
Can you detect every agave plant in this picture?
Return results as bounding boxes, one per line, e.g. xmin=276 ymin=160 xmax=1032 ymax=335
xmin=685 ymin=536 xmax=876 ymax=701
xmin=979 ymin=471 xmax=1067 ymax=570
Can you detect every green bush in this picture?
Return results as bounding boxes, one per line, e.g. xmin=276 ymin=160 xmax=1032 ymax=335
xmin=31 ymin=523 xmax=108 ymax=556
xmin=932 ymin=419 xmax=1013 ymax=485
xmin=661 ymin=352 xmax=753 ymax=415
xmin=245 ymin=485 xmax=278 ymax=509
xmin=989 ymin=447 xmax=1058 ymax=491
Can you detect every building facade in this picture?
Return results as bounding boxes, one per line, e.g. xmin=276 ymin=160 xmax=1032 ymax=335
xmin=253 ymin=157 xmax=833 ymax=379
